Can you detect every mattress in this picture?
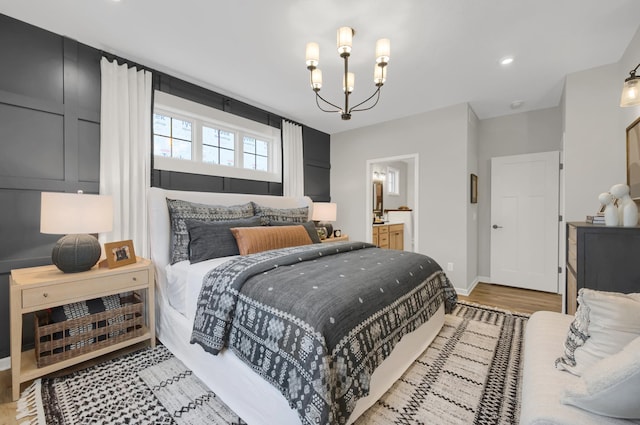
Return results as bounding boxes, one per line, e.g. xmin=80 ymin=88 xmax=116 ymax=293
xmin=157 ymin=275 xmax=444 ymax=425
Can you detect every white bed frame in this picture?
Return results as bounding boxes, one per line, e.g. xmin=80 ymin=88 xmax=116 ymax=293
xmin=148 ymin=187 xmax=444 ymax=425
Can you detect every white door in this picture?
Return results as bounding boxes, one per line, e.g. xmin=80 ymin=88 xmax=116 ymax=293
xmin=490 ymin=151 xmax=560 ymax=293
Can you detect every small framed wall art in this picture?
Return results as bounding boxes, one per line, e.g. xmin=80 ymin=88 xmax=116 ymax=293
xmin=470 ymin=173 xmax=478 ymax=204
xmin=104 ymin=239 xmax=137 ymax=269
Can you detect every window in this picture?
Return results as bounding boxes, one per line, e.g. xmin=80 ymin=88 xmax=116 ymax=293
xmin=243 ymin=136 xmax=269 ymax=171
xmin=203 ymin=126 xmax=235 ymax=166
xmin=153 ymin=91 xmax=282 ymax=182
xmin=153 ymin=114 xmax=192 ymax=160
xmin=387 ymin=167 xmax=400 ymax=195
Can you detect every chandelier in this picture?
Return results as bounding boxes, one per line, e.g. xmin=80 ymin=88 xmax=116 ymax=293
xmin=305 ymin=27 xmax=390 ymax=120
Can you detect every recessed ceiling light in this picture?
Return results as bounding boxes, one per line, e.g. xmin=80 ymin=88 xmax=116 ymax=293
xmin=500 ymin=56 xmax=514 ymax=66
xmin=510 ymin=100 xmax=524 ymax=109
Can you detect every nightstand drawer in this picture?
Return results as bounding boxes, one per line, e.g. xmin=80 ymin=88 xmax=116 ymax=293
xmin=22 ymin=270 xmax=148 ymax=309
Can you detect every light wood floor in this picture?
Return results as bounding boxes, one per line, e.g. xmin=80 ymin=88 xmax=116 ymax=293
xmin=459 ymin=282 xmax=562 ymax=315
xmin=0 ymin=283 xmax=562 ymax=423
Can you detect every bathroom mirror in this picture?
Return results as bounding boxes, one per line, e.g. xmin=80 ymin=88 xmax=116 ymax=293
xmin=373 ymin=181 xmax=383 ymax=215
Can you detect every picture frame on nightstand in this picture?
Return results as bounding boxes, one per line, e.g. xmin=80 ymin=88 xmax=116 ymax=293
xmin=104 ymin=239 xmax=136 ymax=268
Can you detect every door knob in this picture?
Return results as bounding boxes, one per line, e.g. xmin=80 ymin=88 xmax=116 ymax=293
xmin=492 ymin=224 xmax=503 ymax=229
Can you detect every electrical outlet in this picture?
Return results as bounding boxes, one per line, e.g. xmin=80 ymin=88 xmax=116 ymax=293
xmin=447 ymin=262 xmax=454 ymax=271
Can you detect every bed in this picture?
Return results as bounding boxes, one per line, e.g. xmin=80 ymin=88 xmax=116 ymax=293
xmin=148 ymin=187 xmax=456 ymax=425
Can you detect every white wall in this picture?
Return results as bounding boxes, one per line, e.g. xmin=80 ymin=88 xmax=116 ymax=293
xmin=477 ymin=107 xmax=563 ymax=276
xmin=467 ymin=109 xmax=479 ymax=288
xmin=563 ymin=64 xmax=625 ymax=223
xmin=329 ymin=25 xmax=640 ymax=295
xmin=331 ymin=103 xmax=473 ymax=291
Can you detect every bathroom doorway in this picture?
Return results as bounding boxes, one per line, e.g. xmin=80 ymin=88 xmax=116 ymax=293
xmin=366 ymin=154 xmax=419 ymax=252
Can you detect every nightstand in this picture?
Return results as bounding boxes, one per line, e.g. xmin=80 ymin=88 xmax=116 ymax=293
xmin=10 ymin=257 xmax=155 ymax=401
xmin=321 ymin=234 xmax=349 ymax=243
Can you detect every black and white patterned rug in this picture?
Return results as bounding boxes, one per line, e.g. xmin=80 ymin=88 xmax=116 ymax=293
xmin=17 ymin=302 xmax=527 ymax=425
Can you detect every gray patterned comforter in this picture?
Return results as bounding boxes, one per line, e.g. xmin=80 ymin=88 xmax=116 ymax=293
xmin=191 ymin=241 xmax=457 ymax=425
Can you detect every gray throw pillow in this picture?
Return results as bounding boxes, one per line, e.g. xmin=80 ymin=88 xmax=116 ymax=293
xmin=186 ymin=216 xmax=262 ymax=263
xmin=270 ymin=220 xmax=322 ymax=244
xmin=252 ymin=202 xmax=309 ymax=226
xmin=166 ymin=198 xmax=254 ymax=264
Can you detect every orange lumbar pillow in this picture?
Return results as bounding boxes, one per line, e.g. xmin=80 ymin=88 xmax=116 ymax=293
xmin=231 ymin=225 xmax=312 ymax=255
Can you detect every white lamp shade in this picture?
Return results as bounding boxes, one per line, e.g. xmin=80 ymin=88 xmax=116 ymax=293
xmin=41 ymin=192 xmax=113 ymax=234
xmin=375 ymin=38 xmax=390 ymax=64
xmin=620 ymin=77 xmax=640 ymax=107
xmin=312 ymin=202 xmax=337 ymax=222
xmin=305 ymin=42 xmax=319 ymax=67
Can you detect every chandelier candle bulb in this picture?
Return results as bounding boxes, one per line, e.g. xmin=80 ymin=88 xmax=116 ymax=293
xmin=305 ymin=42 xmax=319 ymax=68
xmin=343 ymin=72 xmax=355 ymax=93
xmin=375 ymin=38 xmax=390 ymax=64
xmin=374 ymin=64 xmax=386 ymax=85
xmin=337 ymin=27 xmax=353 ymax=56
xmin=311 ymin=68 xmax=323 ymax=90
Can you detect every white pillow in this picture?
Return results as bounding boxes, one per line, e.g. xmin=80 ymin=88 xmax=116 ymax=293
xmin=555 ymin=288 xmax=640 ymax=376
xmin=561 ymin=336 xmax=640 ymax=419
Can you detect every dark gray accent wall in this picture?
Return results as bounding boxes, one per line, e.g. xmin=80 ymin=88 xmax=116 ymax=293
xmin=0 ymin=13 xmax=330 ymax=358
xmin=303 ymin=126 xmax=331 ymax=201
xmin=0 ymin=15 xmax=102 ymax=357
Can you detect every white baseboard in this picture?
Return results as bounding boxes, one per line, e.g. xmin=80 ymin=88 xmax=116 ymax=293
xmin=0 ymin=356 xmax=9 ymax=371
xmin=454 ymin=277 xmax=481 ymax=296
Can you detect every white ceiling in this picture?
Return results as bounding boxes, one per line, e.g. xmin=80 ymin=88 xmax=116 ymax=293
xmin=2 ymin=0 xmax=640 ymax=135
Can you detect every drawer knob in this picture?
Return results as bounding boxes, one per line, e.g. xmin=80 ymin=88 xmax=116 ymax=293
xmin=43 ymin=293 xmax=48 ymax=298
xmin=132 ymin=277 xmax=137 ymax=281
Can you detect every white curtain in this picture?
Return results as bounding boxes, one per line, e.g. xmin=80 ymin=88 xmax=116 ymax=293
xmin=99 ymin=57 xmax=153 ymax=257
xmin=282 ymin=120 xmax=305 ymax=197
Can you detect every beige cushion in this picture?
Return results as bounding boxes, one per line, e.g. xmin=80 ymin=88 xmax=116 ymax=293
xmin=555 ymin=289 xmax=640 ymax=376
xmin=562 ymin=336 xmax=640 ymax=419
xmin=520 ymin=311 xmax=635 ymax=425
xmin=231 ymin=225 xmax=312 ymax=255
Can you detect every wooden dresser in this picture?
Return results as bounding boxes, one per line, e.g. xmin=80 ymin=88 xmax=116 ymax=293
xmin=566 ymin=222 xmax=640 ymax=314
xmin=372 ymin=223 xmax=404 ymax=250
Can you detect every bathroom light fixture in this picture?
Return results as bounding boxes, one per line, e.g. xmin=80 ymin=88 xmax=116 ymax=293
xmin=305 ymin=27 xmax=390 ymax=120
xmin=620 ymin=63 xmax=640 ymax=107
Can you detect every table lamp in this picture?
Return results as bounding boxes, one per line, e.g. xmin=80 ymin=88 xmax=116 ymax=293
xmin=312 ymin=202 xmax=337 ymax=238
xmin=40 ymin=191 xmax=113 ymax=273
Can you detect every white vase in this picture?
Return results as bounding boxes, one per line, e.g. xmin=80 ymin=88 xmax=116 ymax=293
xmin=622 ymin=196 xmax=638 ymax=227
xmin=599 ymin=192 xmax=619 ymax=226
xmin=604 ymin=203 xmax=619 ymax=226
xmin=611 ymin=184 xmax=638 ymax=227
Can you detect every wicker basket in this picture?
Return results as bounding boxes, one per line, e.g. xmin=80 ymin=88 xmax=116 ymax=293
xmin=34 ymin=293 xmax=145 ymax=367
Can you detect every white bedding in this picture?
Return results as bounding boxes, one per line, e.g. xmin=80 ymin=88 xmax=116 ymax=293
xmin=148 ymin=187 xmax=446 ymax=425
xmin=165 ymin=257 xmax=237 ymax=319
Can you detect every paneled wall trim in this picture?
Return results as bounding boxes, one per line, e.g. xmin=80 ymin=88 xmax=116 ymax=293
xmin=0 ymin=15 xmax=102 ymax=358
xmin=0 ymin=13 xmax=330 ymax=359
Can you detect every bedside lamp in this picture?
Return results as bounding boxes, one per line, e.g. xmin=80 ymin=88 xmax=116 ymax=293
xmin=41 ymin=191 xmax=113 ymax=273
xmin=312 ymin=202 xmax=337 ymax=238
